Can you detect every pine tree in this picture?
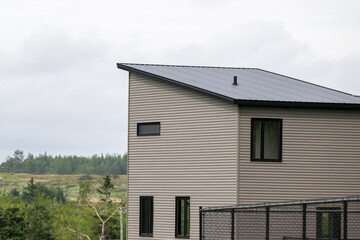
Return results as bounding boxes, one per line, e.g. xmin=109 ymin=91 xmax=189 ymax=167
xmin=97 ymin=175 xmax=114 ymax=216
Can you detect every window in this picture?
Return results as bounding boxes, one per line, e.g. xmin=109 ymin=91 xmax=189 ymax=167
xmin=316 ymin=207 xmax=341 ymax=239
xmin=251 ymin=118 xmax=282 ymax=162
xmin=175 ymin=197 xmax=190 ymax=238
xmin=137 ymin=122 xmax=160 ymax=136
xmin=140 ymin=196 xmax=153 ymax=237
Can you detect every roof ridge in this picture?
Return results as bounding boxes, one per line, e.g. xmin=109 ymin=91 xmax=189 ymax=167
xmin=257 ymin=68 xmax=358 ymax=98
xmin=119 ymin=62 xmax=258 ymax=70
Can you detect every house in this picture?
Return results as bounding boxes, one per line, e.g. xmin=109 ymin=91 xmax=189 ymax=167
xmin=117 ymin=63 xmax=360 ymax=240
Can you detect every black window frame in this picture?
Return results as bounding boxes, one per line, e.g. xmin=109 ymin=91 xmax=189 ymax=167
xmin=316 ymin=207 xmax=341 ymax=239
xmin=137 ymin=122 xmax=160 ymax=136
xmin=175 ymin=197 xmax=190 ymax=239
xmin=139 ymin=196 xmax=153 ymax=237
xmin=251 ymin=118 xmax=282 ymax=162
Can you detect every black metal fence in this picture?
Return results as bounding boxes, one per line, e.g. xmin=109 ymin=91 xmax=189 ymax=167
xmin=199 ymin=197 xmax=360 ymax=240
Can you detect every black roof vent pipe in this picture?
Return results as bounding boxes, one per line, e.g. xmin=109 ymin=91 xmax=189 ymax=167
xmin=233 ymin=76 xmax=238 ymax=85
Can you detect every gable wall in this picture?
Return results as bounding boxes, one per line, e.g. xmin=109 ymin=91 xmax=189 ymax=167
xmin=238 ymin=106 xmax=360 ymax=204
xmin=128 ymin=73 xmax=238 ymax=239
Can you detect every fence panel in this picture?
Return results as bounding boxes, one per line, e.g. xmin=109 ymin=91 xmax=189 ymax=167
xmin=200 ymin=197 xmax=360 ymax=240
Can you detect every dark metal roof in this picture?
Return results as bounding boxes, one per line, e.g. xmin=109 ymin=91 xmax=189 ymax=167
xmin=117 ymin=63 xmax=360 ymax=108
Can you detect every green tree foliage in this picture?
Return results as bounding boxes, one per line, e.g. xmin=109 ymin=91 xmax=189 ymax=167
xmin=0 ymin=150 xmax=24 ymax=173
xmin=25 ymin=199 xmax=55 ymax=240
xmin=22 ymin=178 xmax=37 ymax=202
xmin=9 ymin=188 xmax=20 ymax=197
xmin=78 ymin=180 xmax=92 ymax=203
xmin=97 ymin=175 xmax=114 ymax=216
xmin=0 ymin=190 xmax=56 ymax=240
xmin=0 ymin=179 xmax=127 ymax=240
xmin=0 ymin=150 xmax=127 ymax=175
xmin=22 ymin=178 xmax=66 ymax=203
xmin=0 ymin=207 xmax=27 ymax=239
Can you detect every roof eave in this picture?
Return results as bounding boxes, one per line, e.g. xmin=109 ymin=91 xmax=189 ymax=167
xmin=117 ymin=63 xmax=234 ymax=103
xmin=235 ymin=99 xmax=360 ymax=109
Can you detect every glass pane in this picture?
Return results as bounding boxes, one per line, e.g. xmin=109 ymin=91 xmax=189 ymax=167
xmin=138 ymin=123 xmax=160 ymax=135
xmin=264 ymin=121 xmax=280 ymax=159
xmin=141 ymin=198 xmax=149 ymax=234
xmin=181 ymin=199 xmax=185 ymax=236
xmin=186 ymin=199 xmax=190 ymax=236
xmin=252 ymin=120 xmax=261 ymax=159
xmin=321 ymin=213 xmax=330 ymax=237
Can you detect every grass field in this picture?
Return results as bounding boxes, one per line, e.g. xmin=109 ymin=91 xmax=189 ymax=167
xmin=0 ymin=173 xmax=127 ymax=202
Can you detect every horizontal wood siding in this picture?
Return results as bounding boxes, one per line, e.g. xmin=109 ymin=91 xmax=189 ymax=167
xmin=128 ymin=73 xmax=238 ymax=239
xmin=239 ymin=106 xmax=360 ymax=204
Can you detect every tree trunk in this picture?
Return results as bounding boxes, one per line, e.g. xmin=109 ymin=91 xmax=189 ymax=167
xmin=100 ymin=222 xmax=106 ymax=240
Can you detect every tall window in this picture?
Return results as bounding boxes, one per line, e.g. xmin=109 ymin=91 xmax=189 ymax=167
xmin=175 ymin=197 xmax=190 ymax=238
xmin=137 ymin=122 xmax=160 ymax=136
xmin=316 ymin=207 xmax=341 ymax=239
xmin=140 ymin=196 xmax=153 ymax=237
xmin=251 ymin=118 xmax=282 ymax=162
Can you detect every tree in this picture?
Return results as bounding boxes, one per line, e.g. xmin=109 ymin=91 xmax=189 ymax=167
xmin=88 ymin=202 xmax=121 ymax=240
xmin=97 ymin=175 xmax=114 ymax=216
xmin=22 ymin=178 xmax=66 ymax=203
xmin=78 ymin=181 xmax=92 ymax=204
xmin=66 ymin=176 xmax=121 ymax=240
xmin=0 ymin=150 xmax=24 ymax=172
xmin=25 ymin=199 xmax=54 ymax=240
xmin=0 ymin=207 xmax=27 ymax=239
xmin=9 ymin=188 xmax=20 ymax=197
xmin=22 ymin=178 xmax=36 ymax=202
xmin=1 ymin=150 xmax=127 ymax=175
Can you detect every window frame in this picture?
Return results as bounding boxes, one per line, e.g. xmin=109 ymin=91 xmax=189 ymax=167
xmin=316 ymin=207 xmax=341 ymax=239
xmin=137 ymin=122 xmax=160 ymax=136
xmin=251 ymin=118 xmax=283 ymax=162
xmin=175 ymin=196 xmax=190 ymax=239
xmin=139 ymin=196 xmax=154 ymax=237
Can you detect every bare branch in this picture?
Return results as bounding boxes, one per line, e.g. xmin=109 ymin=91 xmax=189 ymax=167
xmin=88 ymin=201 xmax=104 ymax=223
xmin=104 ymin=206 xmax=121 ymax=224
xmin=65 ymin=227 xmax=92 ymax=240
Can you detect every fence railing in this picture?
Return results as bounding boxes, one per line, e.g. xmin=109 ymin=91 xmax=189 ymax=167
xmin=199 ymin=197 xmax=360 ymax=240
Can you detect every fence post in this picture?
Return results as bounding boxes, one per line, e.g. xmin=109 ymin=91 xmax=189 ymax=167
xmin=231 ymin=209 xmax=235 ymax=240
xmin=302 ymin=204 xmax=306 ymax=240
xmin=266 ymin=206 xmax=270 ymax=240
xmin=199 ymin=206 xmax=202 ymax=240
xmin=344 ymin=201 xmax=347 ymax=240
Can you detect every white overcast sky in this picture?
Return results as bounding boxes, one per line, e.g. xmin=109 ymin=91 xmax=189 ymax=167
xmin=1 ymin=0 xmax=360 ymax=162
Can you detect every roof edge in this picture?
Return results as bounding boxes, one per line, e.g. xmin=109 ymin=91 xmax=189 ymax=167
xmin=235 ymin=99 xmax=360 ymax=109
xmin=257 ymin=68 xmax=359 ymax=98
xmin=117 ymin=63 xmax=360 ymax=109
xmin=117 ymin=63 xmax=235 ymax=103
xmin=117 ymin=62 xmax=258 ymax=70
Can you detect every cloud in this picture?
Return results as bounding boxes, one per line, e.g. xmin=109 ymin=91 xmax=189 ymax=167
xmin=1 ymin=18 xmax=360 ymax=162
xmin=158 ymin=21 xmax=360 ymax=95
xmin=0 ymin=26 xmax=128 ymax=161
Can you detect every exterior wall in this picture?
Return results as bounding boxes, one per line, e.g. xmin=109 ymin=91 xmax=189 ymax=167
xmin=128 ymin=73 xmax=238 ymax=240
xmin=238 ymin=106 xmax=360 ymax=204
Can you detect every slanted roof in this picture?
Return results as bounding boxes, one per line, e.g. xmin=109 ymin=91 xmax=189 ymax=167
xmin=117 ymin=63 xmax=360 ymax=109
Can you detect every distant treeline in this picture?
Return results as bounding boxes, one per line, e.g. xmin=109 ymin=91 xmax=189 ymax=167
xmin=0 ymin=150 xmax=127 ymax=175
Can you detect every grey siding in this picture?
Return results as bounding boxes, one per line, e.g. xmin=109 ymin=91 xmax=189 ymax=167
xmin=239 ymin=106 xmax=360 ymax=204
xmin=128 ymin=73 xmax=238 ymax=239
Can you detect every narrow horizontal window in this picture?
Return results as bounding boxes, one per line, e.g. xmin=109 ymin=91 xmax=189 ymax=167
xmin=251 ymin=118 xmax=282 ymax=162
xmin=175 ymin=197 xmax=190 ymax=238
xmin=137 ymin=122 xmax=160 ymax=136
xmin=140 ymin=196 xmax=153 ymax=237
